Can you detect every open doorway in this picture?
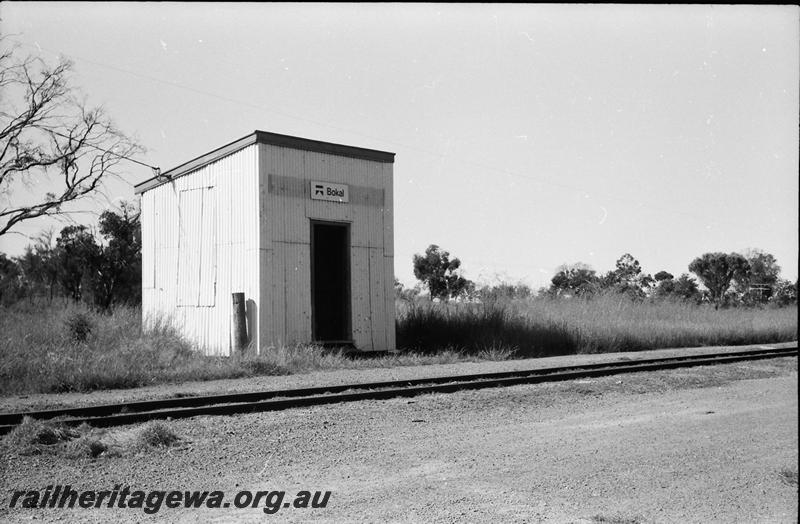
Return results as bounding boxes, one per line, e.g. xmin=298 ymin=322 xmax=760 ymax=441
xmin=311 ymin=221 xmax=351 ymax=343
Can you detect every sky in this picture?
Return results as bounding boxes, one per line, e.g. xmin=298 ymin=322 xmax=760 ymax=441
xmin=1 ymin=3 xmax=798 ymax=289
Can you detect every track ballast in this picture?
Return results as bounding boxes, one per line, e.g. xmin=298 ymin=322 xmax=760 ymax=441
xmin=0 ymin=344 xmax=796 ymax=435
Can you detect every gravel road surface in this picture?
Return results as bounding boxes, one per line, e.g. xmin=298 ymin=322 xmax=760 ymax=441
xmin=1 ymin=356 xmax=797 ymax=523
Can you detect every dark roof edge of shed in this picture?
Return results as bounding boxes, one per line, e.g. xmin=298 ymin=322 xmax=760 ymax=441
xmin=134 ymin=130 xmax=395 ymax=195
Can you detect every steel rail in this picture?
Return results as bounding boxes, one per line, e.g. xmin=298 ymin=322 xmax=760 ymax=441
xmin=0 ymin=345 xmax=795 ymax=435
xmin=1 ymin=346 xmax=794 ymax=425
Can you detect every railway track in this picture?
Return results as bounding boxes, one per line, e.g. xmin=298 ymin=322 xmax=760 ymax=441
xmin=1 ymin=345 xmax=796 ymax=435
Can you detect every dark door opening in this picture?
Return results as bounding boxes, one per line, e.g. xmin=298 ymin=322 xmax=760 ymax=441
xmin=311 ymin=221 xmax=351 ymax=343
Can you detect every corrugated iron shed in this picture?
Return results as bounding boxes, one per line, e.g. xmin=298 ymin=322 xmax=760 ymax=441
xmin=137 ymin=132 xmax=395 ymax=355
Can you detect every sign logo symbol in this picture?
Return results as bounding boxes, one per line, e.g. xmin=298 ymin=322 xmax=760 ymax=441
xmin=314 ymin=184 xmax=324 ymax=195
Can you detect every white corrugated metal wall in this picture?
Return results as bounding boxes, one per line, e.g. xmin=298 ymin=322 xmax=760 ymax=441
xmin=141 ymin=145 xmax=259 ymax=355
xmin=258 ymin=144 xmax=395 ymax=351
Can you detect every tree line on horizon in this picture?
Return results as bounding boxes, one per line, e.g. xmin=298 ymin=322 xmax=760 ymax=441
xmin=0 ymin=203 xmax=141 ymax=308
xmin=400 ymin=244 xmax=798 ymax=309
xmin=2 ymin=222 xmax=797 ymax=310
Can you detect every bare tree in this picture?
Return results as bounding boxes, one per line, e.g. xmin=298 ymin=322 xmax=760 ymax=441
xmin=0 ymin=41 xmax=144 ymax=237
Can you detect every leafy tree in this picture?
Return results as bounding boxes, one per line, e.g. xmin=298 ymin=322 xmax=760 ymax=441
xmin=600 ymin=253 xmax=653 ymax=299
xmin=91 ymin=202 xmax=141 ymax=308
xmin=654 ymin=271 xmax=674 ymax=282
xmin=653 ymin=272 xmax=701 ymax=302
xmin=613 ymin=254 xmax=642 ymax=281
xmin=733 ymin=249 xmax=782 ymax=304
xmin=54 ymin=224 xmax=100 ymax=301
xmin=412 ymin=244 xmax=472 ymax=300
xmin=550 ymin=263 xmax=600 ymax=297
xmin=394 ymin=277 xmax=420 ymax=301
xmin=770 ymin=279 xmax=797 ymax=307
xmin=672 ymin=274 xmax=701 ymax=302
xmin=16 ymin=229 xmax=59 ymax=301
xmin=2 ymin=203 xmax=142 ymax=307
xmin=0 ymin=41 xmax=143 ymax=236
xmin=0 ymin=252 xmax=24 ymax=305
xmin=688 ymin=252 xmax=750 ymax=308
xmin=652 ymin=273 xmax=676 ymax=298
xmin=479 ymin=282 xmax=532 ymax=301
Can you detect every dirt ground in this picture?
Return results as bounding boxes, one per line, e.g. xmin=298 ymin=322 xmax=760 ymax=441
xmin=1 ymin=357 xmax=797 ymax=523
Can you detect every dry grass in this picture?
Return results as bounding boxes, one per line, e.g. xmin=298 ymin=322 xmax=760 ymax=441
xmin=249 ymin=342 xmax=514 ymax=374
xmin=0 ymin=301 xmax=518 ymax=395
xmin=1 ymin=416 xmax=181 ymax=458
xmin=0 ymin=296 xmax=795 ymax=395
xmin=134 ymin=421 xmax=180 ymax=450
xmin=396 ymin=294 xmax=797 ymax=357
xmin=1 ymin=416 xmax=80 ymax=455
xmin=0 ymin=302 xmax=223 ymax=394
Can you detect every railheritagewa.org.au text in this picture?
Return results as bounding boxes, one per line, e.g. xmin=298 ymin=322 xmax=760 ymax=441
xmin=8 ymin=485 xmax=331 ymax=514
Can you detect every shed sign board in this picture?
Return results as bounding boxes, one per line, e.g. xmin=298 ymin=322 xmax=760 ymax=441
xmin=311 ymin=181 xmax=349 ymax=203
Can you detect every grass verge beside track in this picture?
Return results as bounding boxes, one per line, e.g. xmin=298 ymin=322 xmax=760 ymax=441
xmin=0 ymin=297 xmax=796 ymax=395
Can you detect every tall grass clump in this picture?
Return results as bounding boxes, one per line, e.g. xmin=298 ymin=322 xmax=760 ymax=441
xmin=0 ymin=301 xmax=285 ymax=395
xmin=396 ymin=294 xmax=797 ymax=358
xmin=2 ymin=416 xmax=80 ymax=455
xmin=396 ymin=299 xmax=574 ymax=357
xmin=135 ymin=421 xmax=180 ymax=449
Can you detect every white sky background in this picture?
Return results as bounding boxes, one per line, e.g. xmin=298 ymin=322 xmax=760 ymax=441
xmin=0 ymin=3 xmax=797 ymax=289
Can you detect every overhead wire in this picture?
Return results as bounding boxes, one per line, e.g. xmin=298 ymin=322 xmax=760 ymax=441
xmin=6 ymin=38 xmax=781 ymax=236
xmin=44 ymin=128 xmax=162 ymax=178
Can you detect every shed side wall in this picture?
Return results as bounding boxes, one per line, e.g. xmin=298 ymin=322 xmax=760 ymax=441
xmin=141 ymin=144 xmax=259 ymax=355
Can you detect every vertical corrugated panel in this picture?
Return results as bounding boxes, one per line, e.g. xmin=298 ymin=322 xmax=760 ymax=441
xmin=198 ymin=187 xmax=216 ymax=307
xmin=152 ymin=182 xmax=179 ymax=315
xmin=140 ymin=192 xmax=155 ymax=331
xmin=383 ymin=162 xmax=395 ymax=350
xmin=383 ymin=255 xmax=396 ymax=350
xmin=284 ymin=243 xmax=311 ymax=344
xmin=287 ymin=154 xmax=308 ymax=244
xmin=368 ymin=248 xmax=386 ymax=351
xmin=257 ymin=144 xmax=272 ymax=351
xmin=177 ymin=189 xmax=203 ymax=306
xmin=350 ymin=246 xmax=372 ymax=349
xmin=258 ymin=248 xmax=273 ymax=350
xmin=270 ymin=148 xmax=291 ymax=243
xmin=140 ymin=193 xmax=155 ymax=290
xmin=215 ymin=160 xmax=233 ymax=353
xmin=271 ymin=243 xmax=286 ymax=345
xmin=382 ymin=163 xmax=394 ymax=256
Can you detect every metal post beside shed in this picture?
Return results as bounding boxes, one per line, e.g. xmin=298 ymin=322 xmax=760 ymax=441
xmin=231 ymin=292 xmax=248 ymax=353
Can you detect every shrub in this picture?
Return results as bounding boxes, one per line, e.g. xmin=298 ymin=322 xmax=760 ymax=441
xmin=64 ymin=310 xmax=94 ymax=341
xmin=65 ymin=435 xmax=109 ymax=458
xmin=135 ymin=421 xmax=179 ymax=449
xmin=2 ymin=417 xmax=79 ymax=455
